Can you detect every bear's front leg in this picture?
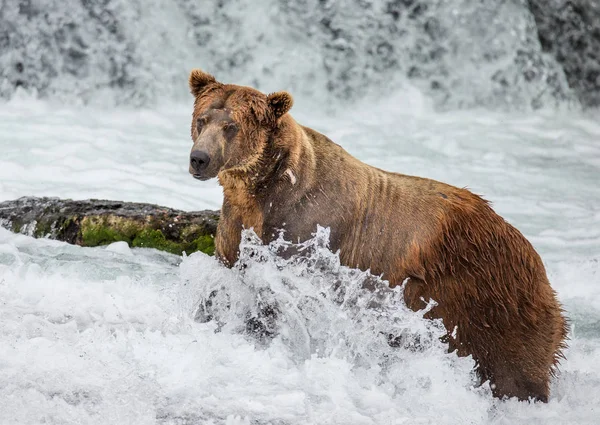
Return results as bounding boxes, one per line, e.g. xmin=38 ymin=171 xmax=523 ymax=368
xmin=214 ymin=203 xmax=243 ymax=267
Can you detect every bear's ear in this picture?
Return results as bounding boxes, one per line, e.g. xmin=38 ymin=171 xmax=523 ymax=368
xmin=189 ymin=69 xmax=218 ymax=96
xmin=267 ymin=91 xmax=293 ymax=120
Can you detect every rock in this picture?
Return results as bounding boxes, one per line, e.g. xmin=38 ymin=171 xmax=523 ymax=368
xmin=0 ymin=196 xmax=219 ymax=256
xmin=528 ymin=0 xmax=600 ymax=108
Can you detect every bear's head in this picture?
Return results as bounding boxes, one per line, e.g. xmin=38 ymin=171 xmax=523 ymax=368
xmin=188 ymin=69 xmax=293 ymax=182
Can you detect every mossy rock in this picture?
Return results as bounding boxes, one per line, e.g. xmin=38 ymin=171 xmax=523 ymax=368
xmin=0 ymin=197 xmax=220 ymax=256
xmin=80 ymin=215 xmax=216 ymax=255
xmin=131 ymin=228 xmax=184 ymax=255
xmin=193 ymin=234 xmax=216 ymax=256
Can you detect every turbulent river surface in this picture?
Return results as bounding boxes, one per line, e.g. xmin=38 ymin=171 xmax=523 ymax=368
xmin=1 ymin=0 xmax=600 ymax=424
xmin=1 ymin=97 xmax=599 ymax=424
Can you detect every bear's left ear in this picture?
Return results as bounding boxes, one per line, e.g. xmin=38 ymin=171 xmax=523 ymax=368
xmin=267 ymin=91 xmax=293 ymax=120
xmin=189 ymin=69 xmax=218 ymax=97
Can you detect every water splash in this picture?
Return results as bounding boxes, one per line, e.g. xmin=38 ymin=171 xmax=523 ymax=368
xmin=179 ymin=227 xmax=480 ymax=396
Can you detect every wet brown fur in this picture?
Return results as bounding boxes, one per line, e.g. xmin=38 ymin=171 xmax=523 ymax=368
xmin=188 ymin=69 xmax=569 ymax=402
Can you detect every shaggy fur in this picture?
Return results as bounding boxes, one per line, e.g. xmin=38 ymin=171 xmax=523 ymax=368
xmin=188 ymin=69 xmax=568 ymax=402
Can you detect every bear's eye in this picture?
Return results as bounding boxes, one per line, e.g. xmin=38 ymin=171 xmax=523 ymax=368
xmin=223 ymin=122 xmax=239 ymax=140
xmin=196 ymin=116 xmax=208 ymax=132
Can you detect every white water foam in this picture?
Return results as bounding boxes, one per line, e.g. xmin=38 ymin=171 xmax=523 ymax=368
xmin=0 ymin=224 xmax=599 ymax=424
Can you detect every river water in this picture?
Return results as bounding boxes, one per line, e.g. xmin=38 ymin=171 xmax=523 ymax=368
xmin=0 ymin=94 xmax=599 ymax=424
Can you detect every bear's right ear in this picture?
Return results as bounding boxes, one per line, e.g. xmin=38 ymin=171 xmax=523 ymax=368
xmin=189 ymin=69 xmax=218 ymax=96
xmin=267 ymin=91 xmax=294 ymax=120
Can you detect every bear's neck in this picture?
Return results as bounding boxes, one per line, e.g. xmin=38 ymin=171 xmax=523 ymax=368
xmin=218 ymin=116 xmax=316 ymax=235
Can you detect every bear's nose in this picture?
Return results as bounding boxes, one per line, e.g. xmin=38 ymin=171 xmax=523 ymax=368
xmin=190 ymin=150 xmax=210 ymax=172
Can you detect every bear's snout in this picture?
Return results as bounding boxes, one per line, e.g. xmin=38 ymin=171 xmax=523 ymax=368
xmin=190 ymin=150 xmax=211 ymax=178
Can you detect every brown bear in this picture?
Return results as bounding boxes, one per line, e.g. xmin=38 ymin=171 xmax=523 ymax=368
xmin=187 ymin=69 xmax=568 ymax=402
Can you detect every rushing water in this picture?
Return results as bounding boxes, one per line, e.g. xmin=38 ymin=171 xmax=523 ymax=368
xmin=1 ymin=0 xmax=600 ymax=423
xmin=0 ymin=95 xmax=599 ymax=424
xmin=1 ymin=0 xmax=592 ymax=110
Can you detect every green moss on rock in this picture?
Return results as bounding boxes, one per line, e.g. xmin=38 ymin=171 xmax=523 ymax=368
xmin=78 ymin=215 xmax=216 ymax=256
xmin=81 ymin=223 xmax=130 ymax=246
xmin=12 ymin=222 xmax=22 ymax=234
xmin=132 ymin=229 xmax=184 ymax=255
xmin=80 ymin=216 xmax=139 ymax=247
xmin=193 ymin=234 xmax=215 ymax=255
xmin=33 ymin=220 xmax=53 ymax=238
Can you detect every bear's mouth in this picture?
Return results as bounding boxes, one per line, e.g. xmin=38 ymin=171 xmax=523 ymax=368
xmin=192 ymin=174 xmax=210 ymax=181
